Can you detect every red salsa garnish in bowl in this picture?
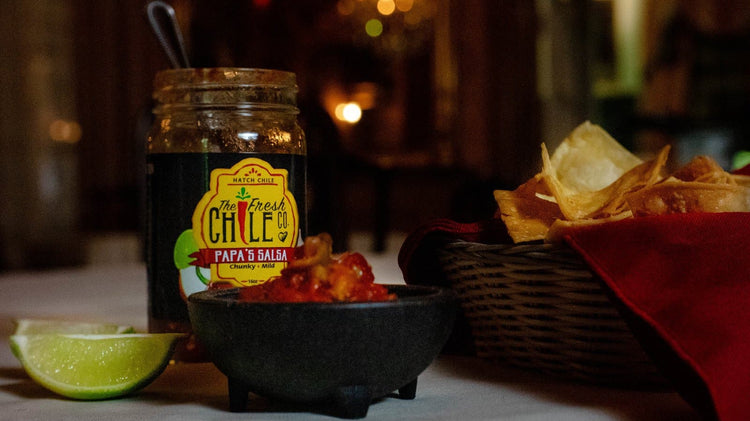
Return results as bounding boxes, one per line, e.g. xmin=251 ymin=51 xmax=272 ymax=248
xmin=225 ymin=233 xmax=396 ymax=303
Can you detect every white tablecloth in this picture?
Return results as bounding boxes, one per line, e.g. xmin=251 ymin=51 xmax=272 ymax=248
xmin=0 ymin=261 xmax=700 ymax=420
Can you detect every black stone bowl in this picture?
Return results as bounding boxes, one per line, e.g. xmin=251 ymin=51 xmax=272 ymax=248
xmin=187 ymin=285 xmax=456 ymax=418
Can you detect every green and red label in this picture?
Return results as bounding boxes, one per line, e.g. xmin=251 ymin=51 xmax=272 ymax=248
xmin=189 ymin=158 xmax=300 ymax=285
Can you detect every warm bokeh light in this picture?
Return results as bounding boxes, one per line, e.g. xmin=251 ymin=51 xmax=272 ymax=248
xmin=365 ymin=18 xmax=383 ymax=37
xmin=337 ymin=0 xmax=355 ymax=16
xmin=404 ymin=9 xmax=423 ymax=26
xmin=49 ymin=119 xmax=82 ymax=144
xmin=377 ymin=0 xmax=396 ymax=15
xmin=351 ymin=82 xmax=378 ymax=110
xmin=334 ymin=102 xmax=363 ymax=124
xmin=395 ymin=0 xmax=414 ymax=12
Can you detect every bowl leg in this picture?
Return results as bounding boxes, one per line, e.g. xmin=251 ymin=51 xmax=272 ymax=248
xmin=228 ymin=377 xmax=250 ymax=412
xmin=397 ymin=378 xmax=418 ymax=400
xmin=331 ymin=385 xmax=372 ymax=419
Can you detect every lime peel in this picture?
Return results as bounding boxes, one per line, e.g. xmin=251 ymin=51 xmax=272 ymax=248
xmin=11 ymin=319 xmax=136 ymax=360
xmin=13 ymin=318 xmax=135 ymax=335
xmin=10 ymin=333 xmax=183 ymax=400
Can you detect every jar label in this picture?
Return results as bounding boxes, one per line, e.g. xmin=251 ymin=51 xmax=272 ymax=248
xmin=190 ymin=157 xmax=300 ymax=286
xmin=147 ymin=153 xmax=306 ymax=323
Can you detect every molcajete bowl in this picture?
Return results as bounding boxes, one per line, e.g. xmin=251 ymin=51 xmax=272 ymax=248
xmin=187 ymin=285 xmax=456 ymax=418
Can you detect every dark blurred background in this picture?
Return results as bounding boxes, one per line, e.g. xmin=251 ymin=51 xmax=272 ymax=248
xmin=1 ymin=0 xmax=749 ymax=269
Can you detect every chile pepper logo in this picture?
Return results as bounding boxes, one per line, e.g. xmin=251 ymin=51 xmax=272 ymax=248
xmin=236 ymin=187 xmax=251 ymax=244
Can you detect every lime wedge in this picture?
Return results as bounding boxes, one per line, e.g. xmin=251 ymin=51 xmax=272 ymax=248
xmin=11 ymin=319 xmax=136 ymax=360
xmin=13 ymin=319 xmax=135 ymax=335
xmin=10 ymin=333 xmax=183 ymax=400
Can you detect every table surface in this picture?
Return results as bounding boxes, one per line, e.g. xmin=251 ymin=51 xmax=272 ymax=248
xmin=0 ymin=257 xmax=701 ymax=421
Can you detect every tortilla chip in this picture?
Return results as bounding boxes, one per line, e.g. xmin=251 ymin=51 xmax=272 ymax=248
xmin=542 ymin=144 xmax=670 ymax=220
xmin=626 ymin=181 xmax=750 ymax=216
xmin=494 ymin=174 xmax=563 ymax=243
xmin=671 ymin=155 xmax=735 ymax=184
xmin=544 ymin=212 xmax=632 ymax=243
xmin=491 ymin=121 xmax=750 ymax=244
xmin=548 ymin=121 xmax=643 ymax=192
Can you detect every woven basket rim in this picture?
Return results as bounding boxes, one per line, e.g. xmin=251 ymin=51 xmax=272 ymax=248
xmin=441 ymin=239 xmax=567 ymax=250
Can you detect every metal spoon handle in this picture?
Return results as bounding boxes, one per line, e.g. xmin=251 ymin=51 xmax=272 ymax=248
xmin=146 ymin=1 xmax=190 ymax=68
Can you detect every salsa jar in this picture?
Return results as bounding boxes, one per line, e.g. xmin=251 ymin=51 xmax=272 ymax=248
xmin=146 ymin=68 xmax=307 ymax=361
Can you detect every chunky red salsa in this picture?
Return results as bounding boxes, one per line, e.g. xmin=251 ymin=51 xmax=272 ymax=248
xmin=234 ymin=233 xmax=396 ymax=303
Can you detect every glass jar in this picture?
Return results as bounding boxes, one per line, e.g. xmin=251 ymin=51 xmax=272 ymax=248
xmin=146 ymin=68 xmax=307 ymax=361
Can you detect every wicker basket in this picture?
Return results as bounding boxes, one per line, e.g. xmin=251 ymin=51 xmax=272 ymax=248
xmin=438 ymin=240 xmax=668 ymax=388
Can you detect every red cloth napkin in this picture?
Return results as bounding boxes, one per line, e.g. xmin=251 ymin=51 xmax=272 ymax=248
xmin=399 ymin=212 xmax=750 ymax=421
xmin=398 ymin=218 xmax=510 ymax=287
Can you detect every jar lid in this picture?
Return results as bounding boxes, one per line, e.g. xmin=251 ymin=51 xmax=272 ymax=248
xmin=153 ymin=68 xmax=298 ymax=108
